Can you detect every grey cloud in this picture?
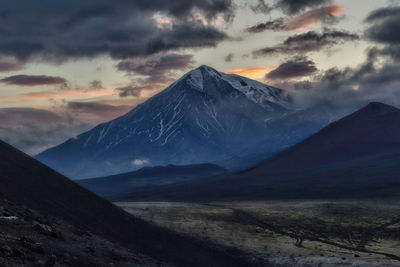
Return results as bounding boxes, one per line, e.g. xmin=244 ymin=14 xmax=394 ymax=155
xmin=67 ymin=101 xmax=130 ymax=113
xmin=0 ymin=59 xmax=25 ymax=72
xmin=267 ymin=57 xmax=318 ymax=80
xmin=253 ymin=29 xmax=359 ymax=57
xmin=0 ymin=75 xmax=67 ymax=86
xmin=250 ymin=0 xmax=273 ymax=14
xmin=364 ymin=6 xmax=400 ymax=22
xmin=224 ymin=53 xmax=234 ymax=62
xmin=246 ymin=18 xmax=287 ymax=33
xmin=116 ymin=53 xmax=195 ymax=97
xmin=117 ymin=54 xmax=195 ymax=79
xmin=116 ymin=85 xmax=148 ymax=98
xmin=365 ymin=7 xmax=400 ymax=45
xmin=89 ymin=80 xmax=103 ymax=89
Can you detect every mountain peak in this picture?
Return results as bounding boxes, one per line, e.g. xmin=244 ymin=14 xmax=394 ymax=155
xmin=197 ymin=65 xmax=217 ymax=71
xmin=36 ymin=65 xmax=291 ymax=178
xmin=184 ymin=65 xmax=221 ymax=88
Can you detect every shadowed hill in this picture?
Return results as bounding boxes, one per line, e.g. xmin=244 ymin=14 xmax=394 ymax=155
xmin=0 ymin=140 xmax=252 ymax=266
xmin=249 ymin=101 xmax=400 ymax=172
xmin=78 ymin=163 xmax=227 ymax=200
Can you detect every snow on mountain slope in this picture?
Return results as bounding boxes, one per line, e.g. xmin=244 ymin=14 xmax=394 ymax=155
xmin=36 ymin=65 xmax=292 ymax=179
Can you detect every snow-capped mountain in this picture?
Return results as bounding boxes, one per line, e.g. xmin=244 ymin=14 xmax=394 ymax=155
xmin=36 ymin=65 xmax=292 ymax=179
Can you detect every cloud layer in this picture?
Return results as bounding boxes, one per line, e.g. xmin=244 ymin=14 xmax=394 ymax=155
xmin=0 ymin=0 xmax=234 ymax=62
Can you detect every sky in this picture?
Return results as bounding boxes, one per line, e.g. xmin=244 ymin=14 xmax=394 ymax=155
xmin=0 ymin=0 xmax=399 ymax=154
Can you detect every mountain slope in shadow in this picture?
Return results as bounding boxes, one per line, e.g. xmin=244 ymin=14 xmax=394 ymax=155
xmin=250 ymin=101 xmax=400 ymax=172
xmin=0 ymin=140 xmax=252 ymax=266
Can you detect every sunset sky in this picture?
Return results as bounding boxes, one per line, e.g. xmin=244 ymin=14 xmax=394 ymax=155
xmin=0 ymin=0 xmax=398 ymax=154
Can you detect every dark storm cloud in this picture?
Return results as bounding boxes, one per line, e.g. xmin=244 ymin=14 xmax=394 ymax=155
xmin=253 ymin=29 xmax=359 ymax=57
xmin=364 ymin=6 xmax=400 ymax=23
xmin=0 ymin=75 xmax=67 ymax=86
xmin=368 ymin=45 xmax=400 ymax=61
xmin=365 ymin=7 xmax=400 ymax=45
xmin=360 ymin=6 xmax=400 ymax=64
xmin=0 ymin=0 xmax=234 ymax=62
xmin=267 ymin=57 xmax=318 ymax=80
xmin=116 ymin=53 xmax=195 ymax=97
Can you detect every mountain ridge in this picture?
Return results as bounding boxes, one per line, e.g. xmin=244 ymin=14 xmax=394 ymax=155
xmin=77 ymin=163 xmax=227 ymax=200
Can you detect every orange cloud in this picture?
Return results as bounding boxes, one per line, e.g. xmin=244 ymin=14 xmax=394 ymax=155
xmin=286 ymin=5 xmax=344 ymax=31
xmin=226 ymin=66 xmax=276 ymax=81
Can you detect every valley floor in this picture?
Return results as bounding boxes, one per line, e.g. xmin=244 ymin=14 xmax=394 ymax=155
xmin=118 ymin=201 xmax=400 ymax=267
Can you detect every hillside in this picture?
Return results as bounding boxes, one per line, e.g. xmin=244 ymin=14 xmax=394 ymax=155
xmin=0 ymin=139 xmax=252 ymax=266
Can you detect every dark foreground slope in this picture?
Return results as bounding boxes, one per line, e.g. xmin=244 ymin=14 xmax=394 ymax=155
xmin=118 ymin=102 xmax=400 ymax=201
xmin=0 ymin=198 xmax=161 ymax=266
xmin=0 ymin=140 xmax=252 ymax=266
xmin=78 ymin=163 xmax=227 ymax=200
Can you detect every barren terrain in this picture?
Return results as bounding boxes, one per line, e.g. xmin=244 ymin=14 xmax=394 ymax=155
xmin=119 ymin=201 xmax=400 ymax=266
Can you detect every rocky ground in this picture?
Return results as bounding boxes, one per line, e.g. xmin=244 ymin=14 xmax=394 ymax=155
xmin=0 ymin=198 xmax=165 ymax=267
xmin=119 ymin=201 xmax=400 ymax=266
